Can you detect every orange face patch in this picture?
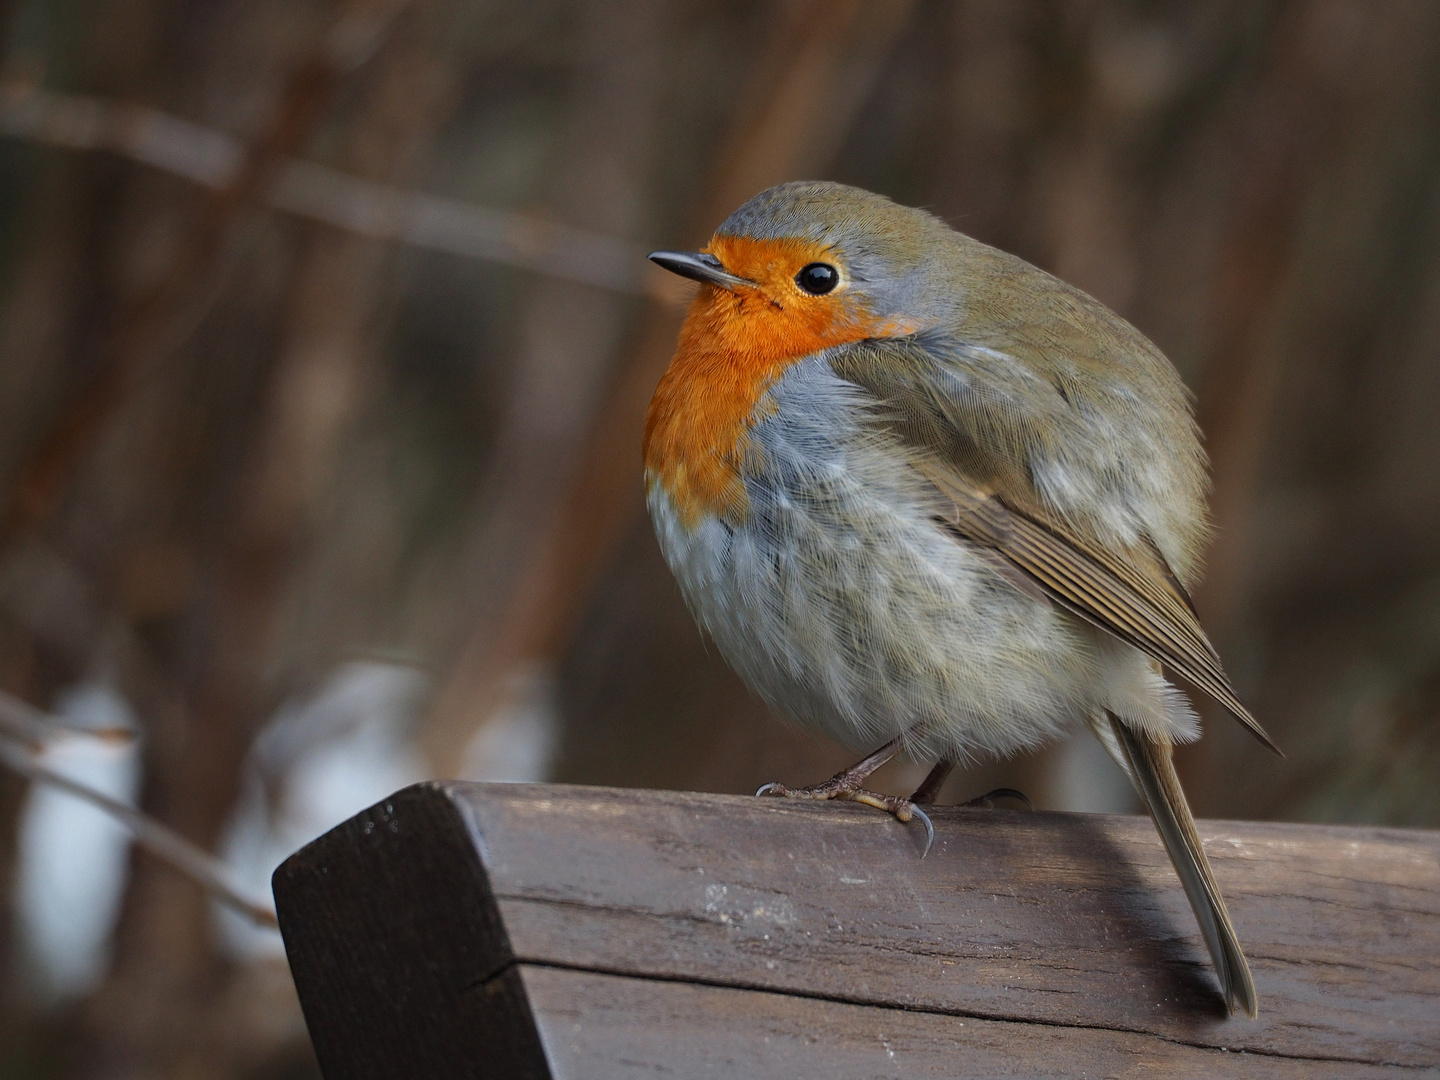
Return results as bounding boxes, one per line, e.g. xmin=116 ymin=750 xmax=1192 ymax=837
xmin=644 ymin=235 xmax=915 ymax=528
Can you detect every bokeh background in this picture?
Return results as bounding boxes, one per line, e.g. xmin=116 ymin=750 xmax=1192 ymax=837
xmin=2 ymin=0 xmax=1439 ymax=1076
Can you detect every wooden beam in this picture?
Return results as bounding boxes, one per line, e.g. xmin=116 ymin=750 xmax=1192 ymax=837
xmin=273 ymin=783 xmax=1440 ymax=1078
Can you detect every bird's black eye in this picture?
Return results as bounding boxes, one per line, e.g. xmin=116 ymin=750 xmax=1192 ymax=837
xmin=795 ymin=262 xmax=839 ymax=295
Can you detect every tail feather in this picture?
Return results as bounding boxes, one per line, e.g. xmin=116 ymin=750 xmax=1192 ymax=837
xmin=1106 ymin=713 xmax=1258 ymax=1018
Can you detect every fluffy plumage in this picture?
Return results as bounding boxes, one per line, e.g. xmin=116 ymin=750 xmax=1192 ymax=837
xmin=644 ymin=180 xmax=1269 ymax=1017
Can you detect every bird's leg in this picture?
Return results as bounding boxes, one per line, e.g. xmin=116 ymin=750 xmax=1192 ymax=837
xmin=755 ymin=735 xmax=903 ymax=804
xmin=910 ymin=759 xmax=954 ymax=805
xmin=961 ymin=787 xmax=1033 ymax=811
xmin=757 ymin=733 xmax=934 ymax=854
xmin=911 ymin=758 xmax=1032 ymax=811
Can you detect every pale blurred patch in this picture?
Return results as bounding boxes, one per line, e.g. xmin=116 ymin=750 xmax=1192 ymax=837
xmin=217 ymin=661 xmax=429 ymax=959
xmin=461 ymin=662 xmax=560 ymax=784
xmin=13 ymin=684 xmax=139 ymax=1001
xmin=1046 ymin=734 xmax=1141 ymax=816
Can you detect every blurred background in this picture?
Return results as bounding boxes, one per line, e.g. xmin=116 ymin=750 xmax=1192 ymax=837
xmin=1 ymin=0 xmax=1439 ymax=1076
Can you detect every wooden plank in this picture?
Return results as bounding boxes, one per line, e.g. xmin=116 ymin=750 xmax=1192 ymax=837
xmin=273 ymin=782 xmax=1440 ymax=1078
xmin=513 ymin=966 xmax=1403 ymax=1079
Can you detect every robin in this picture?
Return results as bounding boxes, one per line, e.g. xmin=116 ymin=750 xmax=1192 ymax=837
xmin=643 ymin=181 xmax=1277 ymax=1018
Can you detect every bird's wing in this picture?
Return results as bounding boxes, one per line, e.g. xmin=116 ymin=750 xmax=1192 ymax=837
xmin=830 ymin=338 xmax=1280 ymax=754
xmin=917 ymin=457 xmax=1278 ymax=753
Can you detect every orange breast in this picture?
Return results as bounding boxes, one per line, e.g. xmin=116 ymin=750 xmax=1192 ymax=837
xmin=643 ymin=236 xmax=906 ymax=529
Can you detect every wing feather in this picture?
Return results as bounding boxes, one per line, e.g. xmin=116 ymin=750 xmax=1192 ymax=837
xmin=915 ymin=459 xmax=1281 ymax=754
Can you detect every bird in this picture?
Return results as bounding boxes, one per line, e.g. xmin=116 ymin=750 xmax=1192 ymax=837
xmin=642 ymin=180 xmax=1277 ymax=1019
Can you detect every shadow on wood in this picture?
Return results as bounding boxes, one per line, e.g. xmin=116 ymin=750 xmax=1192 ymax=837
xmin=273 ymin=783 xmax=1440 ymax=1078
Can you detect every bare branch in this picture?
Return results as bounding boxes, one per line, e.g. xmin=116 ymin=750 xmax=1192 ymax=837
xmin=0 ymin=81 xmax=658 ymax=297
xmin=0 ymin=730 xmax=279 ymax=928
xmin=0 ymin=687 xmax=134 ymax=749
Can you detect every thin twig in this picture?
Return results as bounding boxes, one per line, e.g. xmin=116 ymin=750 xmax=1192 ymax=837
xmin=0 ymin=81 xmax=656 ymax=297
xmin=0 ymin=732 xmax=278 ymax=927
xmin=0 ymin=687 xmax=134 ymax=749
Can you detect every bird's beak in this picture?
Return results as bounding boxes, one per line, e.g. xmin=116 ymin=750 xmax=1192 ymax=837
xmin=648 ymin=250 xmax=752 ymax=291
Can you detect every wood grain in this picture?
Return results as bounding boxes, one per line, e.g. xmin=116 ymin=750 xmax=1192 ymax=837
xmin=273 ymin=782 xmax=1440 ymax=1078
xmin=514 ymin=966 xmax=1404 ymax=1079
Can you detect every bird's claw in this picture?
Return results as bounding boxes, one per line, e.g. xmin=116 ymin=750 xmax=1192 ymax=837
xmin=962 ymin=786 xmax=1033 ymax=811
xmin=911 ymin=803 xmax=935 ymax=857
xmin=756 ymin=779 xmax=934 ymax=857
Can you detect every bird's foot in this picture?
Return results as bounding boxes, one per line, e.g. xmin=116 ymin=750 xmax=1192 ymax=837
xmin=756 ymin=776 xmax=934 ymax=857
xmin=961 ymin=787 xmax=1033 ymax=811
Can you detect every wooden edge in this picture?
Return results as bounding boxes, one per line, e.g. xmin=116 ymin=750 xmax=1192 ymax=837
xmin=272 ymin=783 xmax=549 ymax=1080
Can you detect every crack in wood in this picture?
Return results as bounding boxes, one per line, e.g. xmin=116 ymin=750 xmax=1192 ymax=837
xmin=484 ymin=958 xmax=1433 ymax=1071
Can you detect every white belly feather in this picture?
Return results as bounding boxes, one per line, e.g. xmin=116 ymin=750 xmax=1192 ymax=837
xmin=647 ymin=355 xmax=1196 ymax=763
